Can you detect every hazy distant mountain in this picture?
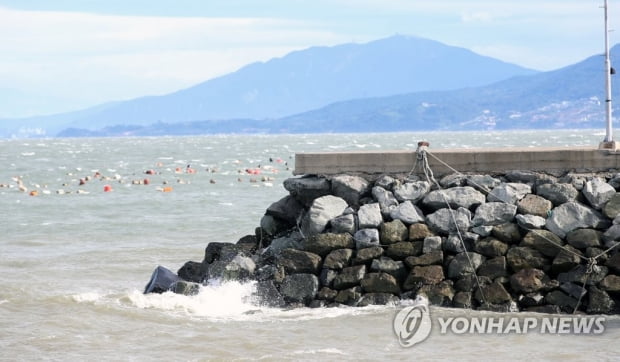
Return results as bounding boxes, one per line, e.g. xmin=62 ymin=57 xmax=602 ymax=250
xmin=56 ymin=43 xmax=619 ymax=137
xmin=271 ymin=44 xmax=620 ymax=132
xmin=0 ymin=35 xmax=536 ymax=138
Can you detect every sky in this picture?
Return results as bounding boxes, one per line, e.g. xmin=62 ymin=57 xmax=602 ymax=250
xmin=0 ymin=0 xmax=615 ymax=118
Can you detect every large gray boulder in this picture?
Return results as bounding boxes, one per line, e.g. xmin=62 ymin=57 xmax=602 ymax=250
xmin=447 ymin=252 xmax=485 ymax=278
xmin=358 ymin=203 xmax=383 ymax=228
xmin=477 ymin=256 xmax=508 ymax=279
xmin=422 ymin=186 xmax=486 ymax=210
xmin=515 ymin=214 xmax=546 ymax=229
xmin=265 ymin=232 xmax=303 ymax=257
xmin=177 ymin=261 xmax=207 ymax=283
xmin=260 ymin=214 xmax=290 ymax=237
xmin=370 ymin=257 xmax=408 ymax=281
xmin=566 ymin=229 xmax=603 ymax=249
xmin=505 ymin=170 xmax=557 ymax=186
xmin=323 ymin=248 xmax=354 ymax=270
xmin=277 ymin=249 xmax=322 ymax=274
xmin=466 ymin=174 xmax=501 ymax=193
xmin=443 ymin=233 xmax=475 ymax=254
xmin=423 ymin=236 xmax=443 ymax=254
xmin=517 ymin=194 xmax=553 ymax=218
xmin=440 ymin=174 xmax=468 ymax=188
xmin=170 ymin=280 xmax=201 ymax=296
xmin=587 ymin=286 xmax=616 ymax=314
xmin=354 ymin=228 xmax=381 ymax=249
xmin=472 ymin=202 xmax=517 ymax=226
xmin=603 ymin=193 xmax=620 ymax=219
xmin=536 ymin=183 xmax=579 ymax=206
xmin=208 ymin=255 xmax=256 ymax=282
xmin=390 ymin=201 xmax=425 ymax=224
xmin=393 ymin=181 xmax=430 ymax=203
xmin=475 ymin=281 xmax=512 ymax=305
xmin=372 ymin=186 xmax=399 ymax=215
xmin=144 ymin=266 xmax=180 ymax=294
xmin=405 ymin=265 xmax=445 ymax=287
xmin=352 ymin=246 xmax=384 ymax=265
xmin=331 ymin=174 xmax=370 ymax=208
xmin=333 ymin=265 xmax=367 ymax=290
xmin=506 ymin=246 xmax=549 ymax=272
xmin=283 ymin=176 xmax=331 ymax=206
xmin=265 ymin=195 xmax=304 ymax=224
xmin=520 ymin=230 xmax=565 ymax=257
xmin=330 ymin=213 xmax=356 ymax=235
xmin=510 ymin=268 xmax=547 ymax=293
xmin=474 ymin=237 xmax=508 ymax=257
xmin=302 ymin=232 xmax=354 ymax=257
xmin=380 ymin=219 xmax=408 ymax=244
xmin=253 ymin=280 xmax=286 ymax=307
xmin=360 ymin=272 xmax=401 ymax=294
xmin=301 ymin=195 xmax=348 ymax=236
xmin=487 ymin=183 xmax=531 ymax=204
xmin=546 ymin=202 xmax=610 ymax=239
xmin=374 ymin=175 xmax=396 ymax=190
xmin=583 ymin=178 xmax=616 ymax=210
xmin=280 ymin=274 xmax=319 ymax=304
xmin=426 ymin=207 xmax=471 ymax=235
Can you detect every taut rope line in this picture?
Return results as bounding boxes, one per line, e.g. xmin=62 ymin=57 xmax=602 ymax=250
xmin=415 ymin=143 xmax=488 ymax=306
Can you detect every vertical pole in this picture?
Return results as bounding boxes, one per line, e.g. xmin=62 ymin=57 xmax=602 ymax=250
xmin=604 ymin=0 xmax=614 ymax=142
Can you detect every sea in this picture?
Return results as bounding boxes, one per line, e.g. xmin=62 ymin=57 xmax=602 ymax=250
xmin=2 ymin=130 xmax=620 ymax=361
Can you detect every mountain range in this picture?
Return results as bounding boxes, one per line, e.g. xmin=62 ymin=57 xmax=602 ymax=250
xmin=0 ymin=34 xmax=616 ymax=138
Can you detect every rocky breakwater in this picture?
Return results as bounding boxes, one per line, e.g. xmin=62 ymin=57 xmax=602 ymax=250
xmin=144 ymin=171 xmax=620 ymax=314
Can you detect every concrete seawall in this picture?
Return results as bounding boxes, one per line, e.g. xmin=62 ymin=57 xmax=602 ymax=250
xmin=294 ymin=146 xmax=620 ymax=177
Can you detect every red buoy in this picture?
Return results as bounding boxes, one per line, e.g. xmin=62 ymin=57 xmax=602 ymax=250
xmin=103 ymin=185 xmax=113 ymax=192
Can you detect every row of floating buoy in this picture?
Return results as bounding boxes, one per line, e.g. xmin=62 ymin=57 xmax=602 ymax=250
xmin=4 ymin=156 xmax=291 ymax=196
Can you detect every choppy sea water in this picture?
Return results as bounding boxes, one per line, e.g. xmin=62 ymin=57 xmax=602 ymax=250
xmin=1 ymin=130 xmax=620 ymax=361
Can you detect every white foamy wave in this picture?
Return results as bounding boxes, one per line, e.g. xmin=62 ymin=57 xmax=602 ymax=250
xmin=291 ymin=348 xmax=348 ymax=356
xmin=125 ymin=281 xmax=258 ymax=319
xmin=71 ymin=292 xmax=103 ymax=303
xmin=258 ymin=303 xmax=388 ymax=322
xmin=122 ymin=281 xmax=389 ymax=322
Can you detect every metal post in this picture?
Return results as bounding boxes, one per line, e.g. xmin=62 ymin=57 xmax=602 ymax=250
xmin=604 ymin=0 xmax=613 ymax=142
xmin=599 ymin=0 xmax=619 ymax=150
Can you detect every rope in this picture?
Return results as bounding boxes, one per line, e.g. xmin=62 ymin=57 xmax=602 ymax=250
xmin=405 ymin=144 xmax=424 ymax=179
xmin=573 ymin=257 xmax=597 ymax=314
xmin=415 ymin=146 xmax=488 ymax=305
xmin=419 ymin=147 xmax=620 ymax=313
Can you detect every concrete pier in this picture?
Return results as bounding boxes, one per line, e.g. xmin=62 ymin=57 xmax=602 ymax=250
xmin=293 ymin=146 xmax=620 ymax=177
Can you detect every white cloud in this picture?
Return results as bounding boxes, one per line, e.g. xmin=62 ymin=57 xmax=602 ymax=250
xmin=0 ymin=7 xmax=349 ymax=112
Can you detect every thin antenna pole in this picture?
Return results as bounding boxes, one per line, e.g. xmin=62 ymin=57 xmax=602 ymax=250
xmin=604 ymin=0 xmax=614 ymax=142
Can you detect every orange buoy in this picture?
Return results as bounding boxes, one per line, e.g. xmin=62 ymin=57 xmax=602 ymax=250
xmin=103 ymin=185 xmax=113 ymax=192
xmin=29 ymin=190 xmax=38 ymax=196
xmin=162 ymin=186 xmax=173 ymax=192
